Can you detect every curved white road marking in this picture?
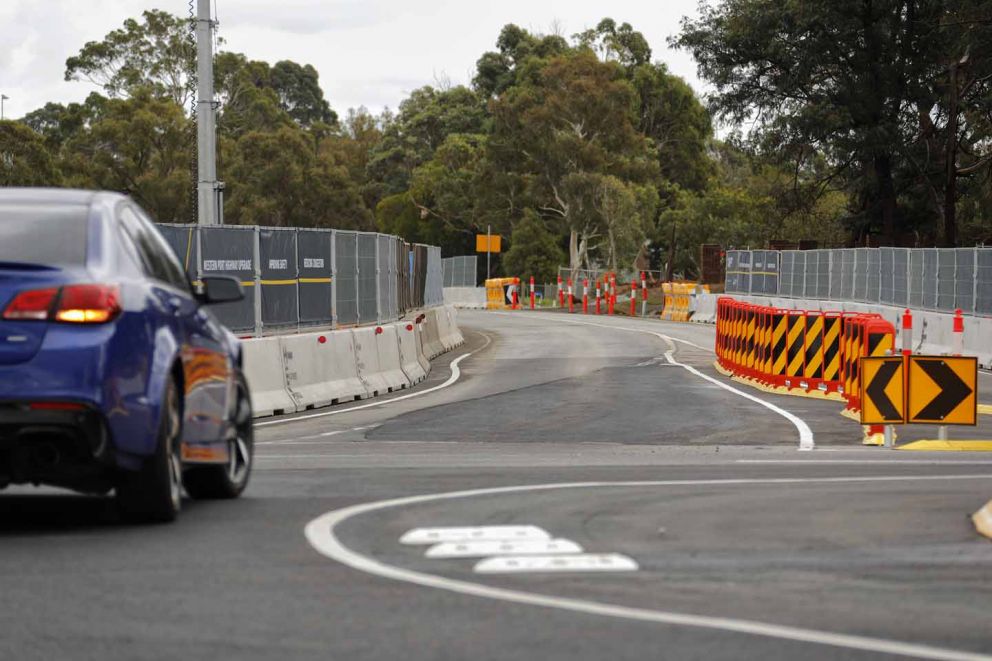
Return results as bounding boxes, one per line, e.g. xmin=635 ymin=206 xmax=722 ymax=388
xmin=256 ymin=332 xmax=492 ymax=427
xmin=306 ymin=476 xmax=992 ymax=661
xmin=520 ymin=314 xmax=815 ymax=451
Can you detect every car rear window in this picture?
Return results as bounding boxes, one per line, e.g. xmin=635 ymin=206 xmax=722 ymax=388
xmin=0 ymin=203 xmax=89 ymax=267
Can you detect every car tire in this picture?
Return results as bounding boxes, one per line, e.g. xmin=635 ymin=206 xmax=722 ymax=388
xmin=183 ymin=371 xmax=253 ymax=500
xmin=116 ymin=375 xmax=183 ymax=523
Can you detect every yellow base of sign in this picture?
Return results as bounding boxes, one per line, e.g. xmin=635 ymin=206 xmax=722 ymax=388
xmin=897 ymin=440 xmax=992 ymax=451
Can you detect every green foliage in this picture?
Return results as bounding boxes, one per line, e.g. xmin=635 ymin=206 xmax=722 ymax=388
xmin=64 ymin=9 xmax=195 ymax=107
xmin=0 ymin=120 xmax=63 ymax=186
xmin=502 ymin=210 xmax=566 ymax=281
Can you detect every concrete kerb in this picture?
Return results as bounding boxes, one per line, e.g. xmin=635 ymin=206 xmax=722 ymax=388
xmin=280 ymin=330 xmax=369 ymax=411
xmin=375 ymin=324 xmax=412 ymax=392
xmin=397 ymin=322 xmax=428 ymax=385
xmin=242 ymin=336 xmax=296 ymax=417
xmin=352 ymin=326 xmax=393 ymax=397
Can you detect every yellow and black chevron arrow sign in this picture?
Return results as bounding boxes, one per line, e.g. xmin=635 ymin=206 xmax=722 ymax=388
xmin=860 ymin=356 xmax=906 ymax=424
xmin=907 ymin=356 xmax=977 ymax=425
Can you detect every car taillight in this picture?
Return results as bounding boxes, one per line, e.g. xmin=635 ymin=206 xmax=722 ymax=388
xmin=2 ymin=288 xmax=59 ymax=320
xmin=54 ymin=285 xmax=121 ymax=324
xmin=2 ymin=285 xmax=120 ymax=324
xmin=29 ymin=402 xmax=86 ymax=411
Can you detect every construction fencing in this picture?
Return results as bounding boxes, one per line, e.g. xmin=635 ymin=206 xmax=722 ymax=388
xmin=725 ymin=247 xmax=992 ymax=315
xmin=442 ymin=255 xmax=478 ymax=287
xmin=155 ymin=224 xmax=443 ymax=335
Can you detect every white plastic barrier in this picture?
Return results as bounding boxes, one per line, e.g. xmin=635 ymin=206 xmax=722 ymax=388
xmin=691 ymin=292 xmax=717 ymax=323
xmin=241 ymin=337 xmax=296 ymax=417
xmin=281 ymin=330 xmax=368 ymax=410
xmin=396 ymin=322 xmax=427 ymax=385
xmin=375 ymin=324 xmax=412 ymax=392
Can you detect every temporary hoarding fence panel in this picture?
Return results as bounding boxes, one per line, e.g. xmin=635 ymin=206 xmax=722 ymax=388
xmin=259 ymin=227 xmax=299 ymax=330
xmin=297 ymin=229 xmax=334 ymax=327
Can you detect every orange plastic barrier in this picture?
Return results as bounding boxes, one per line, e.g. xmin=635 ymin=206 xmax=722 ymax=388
xmin=715 ymin=297 xmax=895 ymax=414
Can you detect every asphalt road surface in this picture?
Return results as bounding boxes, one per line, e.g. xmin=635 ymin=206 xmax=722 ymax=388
xmin=2 ymin=311 xmax=991 ymax=661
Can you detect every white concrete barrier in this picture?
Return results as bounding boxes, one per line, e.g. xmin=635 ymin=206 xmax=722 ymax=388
xmin=396 ymin=322 xmax=427 ymax=385
xmin=281 ymin=331 xmax=369 ymax=410
xmin=690 ymin=292 xmax=717 ymax=323
xmin=241 ymin=337 xmax=296 ymax=417
xmin=375 ymin=324 xmax=411 ymax=392
xmin=444 ymin=287 xmax=486 ymax=309
xmin=352 ymin=327 xmax=393 ymax=397
xmin=415 ymin=317 xmax=432 ymax=375
xmin=443 ymin=305 xmax=465 ymax=348
xmin=422 ymin=309 xmax=445 ymax=359
xmin=433 ymin=306 xmax=458 ymax=352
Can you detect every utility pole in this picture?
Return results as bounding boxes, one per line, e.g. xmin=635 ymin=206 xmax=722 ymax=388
xmin=196 ymin=0 xmax=222 ymax=225
xmin=1 ymin=95 xmax=8 ymax=121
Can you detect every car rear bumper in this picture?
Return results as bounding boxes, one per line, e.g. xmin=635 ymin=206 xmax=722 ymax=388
xmin=0 ymin=402 xmax=116 ymax=493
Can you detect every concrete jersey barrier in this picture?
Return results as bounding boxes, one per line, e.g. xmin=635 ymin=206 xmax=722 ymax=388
xmin=421 ymin=310 xmax=445 ymax=359
xmin=242 ymin=336 xmax=296 ymax=417
xmin=281 ymin=330 xmax=369 ymax=410
xmin=352 ymin=327 xmax=393 ymax=397
xmin=374 ymin=324 xmax=412 ymax=392
xmin=397 ymin=323 xmax=427 ymax=385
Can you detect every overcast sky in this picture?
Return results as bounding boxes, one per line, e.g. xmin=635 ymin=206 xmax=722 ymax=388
xmin=0 ymin=0 xmax=707 ymax=120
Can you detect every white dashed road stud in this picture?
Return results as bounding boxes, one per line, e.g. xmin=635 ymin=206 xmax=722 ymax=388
xmin=474 ymin=553 xmax=639 ymax=574
xmin=425 ymin=538 xmax=583 ymax=559
xmin=400 ymin=525 xmax=550 ymax=545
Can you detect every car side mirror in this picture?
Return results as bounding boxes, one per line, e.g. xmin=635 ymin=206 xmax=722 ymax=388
xmin=196 ymin=276 xmax=244 ymax=305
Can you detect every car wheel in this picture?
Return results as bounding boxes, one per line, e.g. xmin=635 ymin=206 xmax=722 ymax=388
xmin=183 ymin=371 xmax=253 ymax=499
xmin=116 ymin=376 xmax=183 ymax=523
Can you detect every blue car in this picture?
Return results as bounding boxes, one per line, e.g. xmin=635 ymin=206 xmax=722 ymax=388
xmin=0 ymin=189 xmax=253 ymax=522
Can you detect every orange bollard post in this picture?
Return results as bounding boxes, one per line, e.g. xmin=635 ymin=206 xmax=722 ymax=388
xmin=582 ymin=279 xmax=589 ymax=314
xmin=595 ymin=281 xmax=602 ymax=315
xmin=557 ymin=275 xmax=564 ymax=308
xmin=568 ymin=279 xmax=574 ymax=313
xmin=630 ymin=280 xmax=637 ymax=316
xmin=529 ymin=276 xmax=535 ymax=310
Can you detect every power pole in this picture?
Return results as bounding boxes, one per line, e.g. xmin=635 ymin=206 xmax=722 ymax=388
xmin=1 ymin=95 xmax=8 ymax=120
xmin=196 ymin=0 xmax=222 ymax=225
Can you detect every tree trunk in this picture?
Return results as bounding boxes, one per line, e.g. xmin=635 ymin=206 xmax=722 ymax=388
xmin=943 ymin=62 xmax=959 ymax=248
xmin=569 ymin=229 xmax=580 ymax=285
xmin=874 ymin=153 xmax=897 ymax=244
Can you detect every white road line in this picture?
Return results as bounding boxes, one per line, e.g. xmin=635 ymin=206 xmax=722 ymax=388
xmin=474 ymin=553 xmax=636 ymax=574
xmin=527 ymin=315 xmax=815 ymax=451
xmin=739 ymin=460 xmax=992 ymax=465
xmin=426 ymin=539 xmax=583 ymax=559
xmin=401 ymin=525 xmax=550 ymax=545
xmin=255 ymin=332 xmax=492 ymax=428
xmin=305 ymin=475 xmax=992 ymax=661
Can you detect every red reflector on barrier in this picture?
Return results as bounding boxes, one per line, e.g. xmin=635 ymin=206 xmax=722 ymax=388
xmin=406 ymin=324 xmax=414 ymax=331
xmin=375 ymin=326 xmax=383 ymax=335
xmin=317 ymin=335 xmax=327 ymax=344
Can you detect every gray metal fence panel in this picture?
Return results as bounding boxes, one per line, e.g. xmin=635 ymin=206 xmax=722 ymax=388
xmin=840 ymin=249 xmax=855 ymax=300
xmin=954 ymin=248 xmax=976 ymax=313
xmin=866 ymin=249 xmax=881 ymax=302
xmin=977 ymin=248 xmax=992 ymax=315
xmin=334 ymin=231 xmax=358 ymax=325
xmin=908 ymin=249 xmax=925 ymax=308
xmin=725 ymin=250 xmax=741 ymax=293
xmin=764 ymin=250 xmax=780 ymax=295
xmin=923 ymin=249 xmax=939 ymax=309
xmin=891 ymin=248 xmax=909 ymax=307
xmin=155 ymin=224 xmax=199 ymax=280
xmin=879 ymin=247 xmax=894 ymax=304
xmin=297 ymin=228 xmax=333 ymax=327
xmin=198 ymin=226 xmax=257 ymax=333
xmin=779 ymin=251 xmax=794 ymax=297
xmin=738 ymin=250 xmax=753 ymax=294
xmin=816 ymin=250 xmax=830 ymax=299
xmin=791 ymin=251 xmax=806 ymax=298
xmin=425 ymin=245 xmax=443 ymax=307
xmin=853 ymin=248 xmax=867 ymax=301
xmin=357 ymin=233 xmax=378 ymax=324
xmin=259 ymin=228 xmax=299 ymax=330
xmin=751 ymin=250 xmax=765 ymax=295
xmin=937 ymin=248 xmax=956 ymax=311
xmin=829 ymin=249 xmax=843 ymax=300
